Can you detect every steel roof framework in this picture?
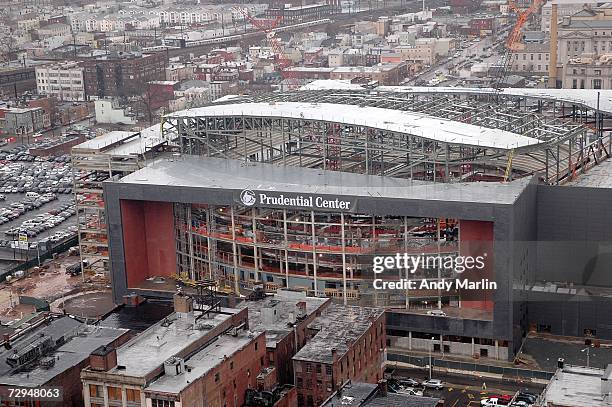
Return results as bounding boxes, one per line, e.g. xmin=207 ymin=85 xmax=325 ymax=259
xmin=163 ymin=89 xmax=603 ymax=184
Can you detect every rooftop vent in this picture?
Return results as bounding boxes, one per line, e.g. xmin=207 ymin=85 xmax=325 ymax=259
xmin=164 ymin=356 xmax=185 ymax=376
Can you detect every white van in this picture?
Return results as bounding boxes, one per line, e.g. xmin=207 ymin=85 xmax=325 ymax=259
xmin=25 ymin=192 xmax=40 ymax=200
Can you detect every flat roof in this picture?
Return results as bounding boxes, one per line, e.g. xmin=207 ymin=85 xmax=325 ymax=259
xmin=115 ymin=155 xmax=532 ymax=206
xmin=0 ymin=316 xmax=128 ymax=387
xmin=109 ymin=308 xmax=239 ymax=378
xmin=72 ymin=125 xmax=166 ymax=156
xmin=145 ymin=331 xmax=255 ymax=394
xmin=293 ymin=304 xmax=385 ymax=364
xmin=239 ymin=290 xmax=329 ymax=349
xmin=543 ymin=365 xmax=611 ymax=407
xmin=167 ymin=102 xmax=541 ymax=150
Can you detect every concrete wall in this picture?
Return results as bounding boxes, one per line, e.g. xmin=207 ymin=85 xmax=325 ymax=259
xmin=390 ymin=335 xmax=509 ymax=360
xmin=536 ymin=185 xmax=612 ymax=287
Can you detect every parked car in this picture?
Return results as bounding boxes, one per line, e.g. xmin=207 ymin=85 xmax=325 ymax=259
xmin=423 ymin=379 xmax=444 ymax=390
xmin=398 ymin=378 xmax=421 ymax=387
xmin=426 ymin=310 xmax=447 ymax=317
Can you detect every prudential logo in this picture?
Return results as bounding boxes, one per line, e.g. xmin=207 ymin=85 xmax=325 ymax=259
xmin=240 ymin=189 xmax=257 ymax=206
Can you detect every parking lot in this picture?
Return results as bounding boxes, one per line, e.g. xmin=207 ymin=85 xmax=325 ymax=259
xmin=387 ymin=366 xmax=545 ymax=407
xmin=0 ymin=143 xmax=79 ymax=269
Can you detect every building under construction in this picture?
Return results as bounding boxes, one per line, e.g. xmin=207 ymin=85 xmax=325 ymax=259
xmin=101 ymin=84 xmax=612 ymax=362
xmin=71 ymin=127 xmax=170 ymax=274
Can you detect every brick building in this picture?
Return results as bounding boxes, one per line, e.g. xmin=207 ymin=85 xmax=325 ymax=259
xmin=329 ymin=63 xmax=407 ymax=85
xmin=81 ymin=292 xmax=283 ymax=407
xmin=240 ymin=288 xmax=330 ymax=385
xmin=29 ymin=134 xmax=87 ymax=156
xmin=80 ymin=52 xmax=167 ymax=98
xmin=0 ymin=314 xmax=129 ymax=407
xmin=265 ymin=4 xmax=334 ymax=24
xmin=292 ymin=304 xmax=386 ymax=407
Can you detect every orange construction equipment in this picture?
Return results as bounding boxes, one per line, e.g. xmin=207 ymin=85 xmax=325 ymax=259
xmin=495 ymin=0 xmax=546 ymax=88
xmin=506 ymin=0 xmax=546 ymax=51
xmin=233 ymin=7 xmax=302 ymax=90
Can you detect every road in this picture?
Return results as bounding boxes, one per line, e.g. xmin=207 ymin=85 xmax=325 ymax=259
xmin=388 ymin=366 xmax=545 ymax=406
xmin=409 ymin=29 xmax=510 ymax=86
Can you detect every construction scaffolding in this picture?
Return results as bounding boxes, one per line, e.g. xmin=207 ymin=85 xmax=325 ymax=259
xmin=163 ymin=89 xmax=600 ymax=185
xmin=71 ymin=128 xmax=170 ymax=275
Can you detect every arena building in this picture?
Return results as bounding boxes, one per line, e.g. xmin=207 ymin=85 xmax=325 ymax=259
xmin=100 ymin=84 xmax=612 ymax=362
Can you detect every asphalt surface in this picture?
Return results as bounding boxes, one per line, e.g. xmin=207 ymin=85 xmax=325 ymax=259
xmin=388 ymin=366 xmax=545 ymax=407
xmin=0 ymin=158 xmax=77 ymax=270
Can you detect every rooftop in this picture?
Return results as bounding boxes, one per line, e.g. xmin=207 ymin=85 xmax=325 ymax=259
xmin=115 ymin=155 xmax=533 ymax=206
xmin=166 ymin=102 xmax=541 ymax=150
xmin=145 ymin=331 xmax=258 ymax=394
xmin=293 ymin=304 xmax=385 ymax=364
xmin=72 ymin=125 xmax=166 ymax=156
xmin=239 ymin=289 xmax=329 ymax=349
xmin=542 ymin=364 xmax=612 ymax=407
xmin=0 ymin=315 xmax=128 ymax=387
xmin=106 ymin=307 xmax=240 ymax=378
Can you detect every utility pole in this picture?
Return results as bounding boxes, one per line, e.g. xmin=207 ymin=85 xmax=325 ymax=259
xmin=429 ymin=336 xmax=433 ymax=379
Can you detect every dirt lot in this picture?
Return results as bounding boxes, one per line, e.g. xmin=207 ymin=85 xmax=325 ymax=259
xmin=0 ymin=253 xmax=111 ymax=322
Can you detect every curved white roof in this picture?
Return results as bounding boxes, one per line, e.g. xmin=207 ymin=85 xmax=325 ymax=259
xmin=168 ymin=102 xmax=542 ymax=150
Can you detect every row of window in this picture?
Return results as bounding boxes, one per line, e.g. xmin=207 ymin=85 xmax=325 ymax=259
xmin=88 ymin=384 xmax=140 ymax=402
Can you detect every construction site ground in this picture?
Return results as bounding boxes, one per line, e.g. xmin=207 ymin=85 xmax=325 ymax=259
xmin=0 ymin=251 xmax=114 ymax=323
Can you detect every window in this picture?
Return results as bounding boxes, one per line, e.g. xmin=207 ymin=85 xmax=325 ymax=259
xmin=325 ymin=365 xmax=332 ymax=375
xmin=107 ymin=386 xmax=121 ymax=400
xmin=126 ymin=389 xmax=140 ymax=402
xmin=215 ymin=372 xmax=220 ymax=382
xmin=89 ymin=384 xmax=102 ymax=398
xmin=305 ymin=363 xmax=312 ymax=373
xmin=316 ymin=364 xmax=321 ymax=374
xmin=594 ymin=79 xmax=602 ymax=89
xmin=151 ymin=400 xmax=175 ymax=407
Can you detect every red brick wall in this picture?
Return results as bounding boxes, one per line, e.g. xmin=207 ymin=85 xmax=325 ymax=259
xmin=295 ymin=312 xmax=385 ymax=406
xmin=176 ymin=332 xmax=267 ymax=406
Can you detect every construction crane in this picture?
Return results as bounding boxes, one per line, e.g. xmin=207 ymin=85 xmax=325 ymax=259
xmin=494 ymin=0 xmax=546 ymax=89
xmin=233 ymin=7 xmax=302 ymax=90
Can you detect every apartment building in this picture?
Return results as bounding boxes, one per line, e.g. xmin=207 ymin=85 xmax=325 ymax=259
xmin=36 ymin=61 xmax=86 ymax=101
xmin=397 ymin=44 xmax=435 ymax=65
xmin=80 ymin=52 xmax=166 ymax=98
xmin=81 ymin=293 xmax=253 ymax=407
xmin=37 ymin=22 xmax=71 ymax=39
xmin=329 ymin=63 xmax=407 ymax=85
xmin=0 ymin=315 xmax=129 ymax=407
xmin=239 ymin=289 xmax=330 ymax=385
xmin=292 ymin=304 xmax=386 ymax=407
xmin=0 ymin=106 xmax=45 ymax=137
xmin=511 ymin=43 xmax=550 ymax=74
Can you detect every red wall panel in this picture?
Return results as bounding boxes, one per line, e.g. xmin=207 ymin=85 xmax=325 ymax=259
xmin=460 ymin=220 xmax=494 ymax=311
xmin=143 ymin=201 xmax=175 ymax=278
xmin=121 ymin=200 xmax=148 ymax=288
xmin=121 ymin=200 xmax=175 ymax=288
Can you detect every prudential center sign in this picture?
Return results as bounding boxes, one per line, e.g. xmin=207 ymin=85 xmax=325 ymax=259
xmin=239 ymin=189 xmax=352 ymax=211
